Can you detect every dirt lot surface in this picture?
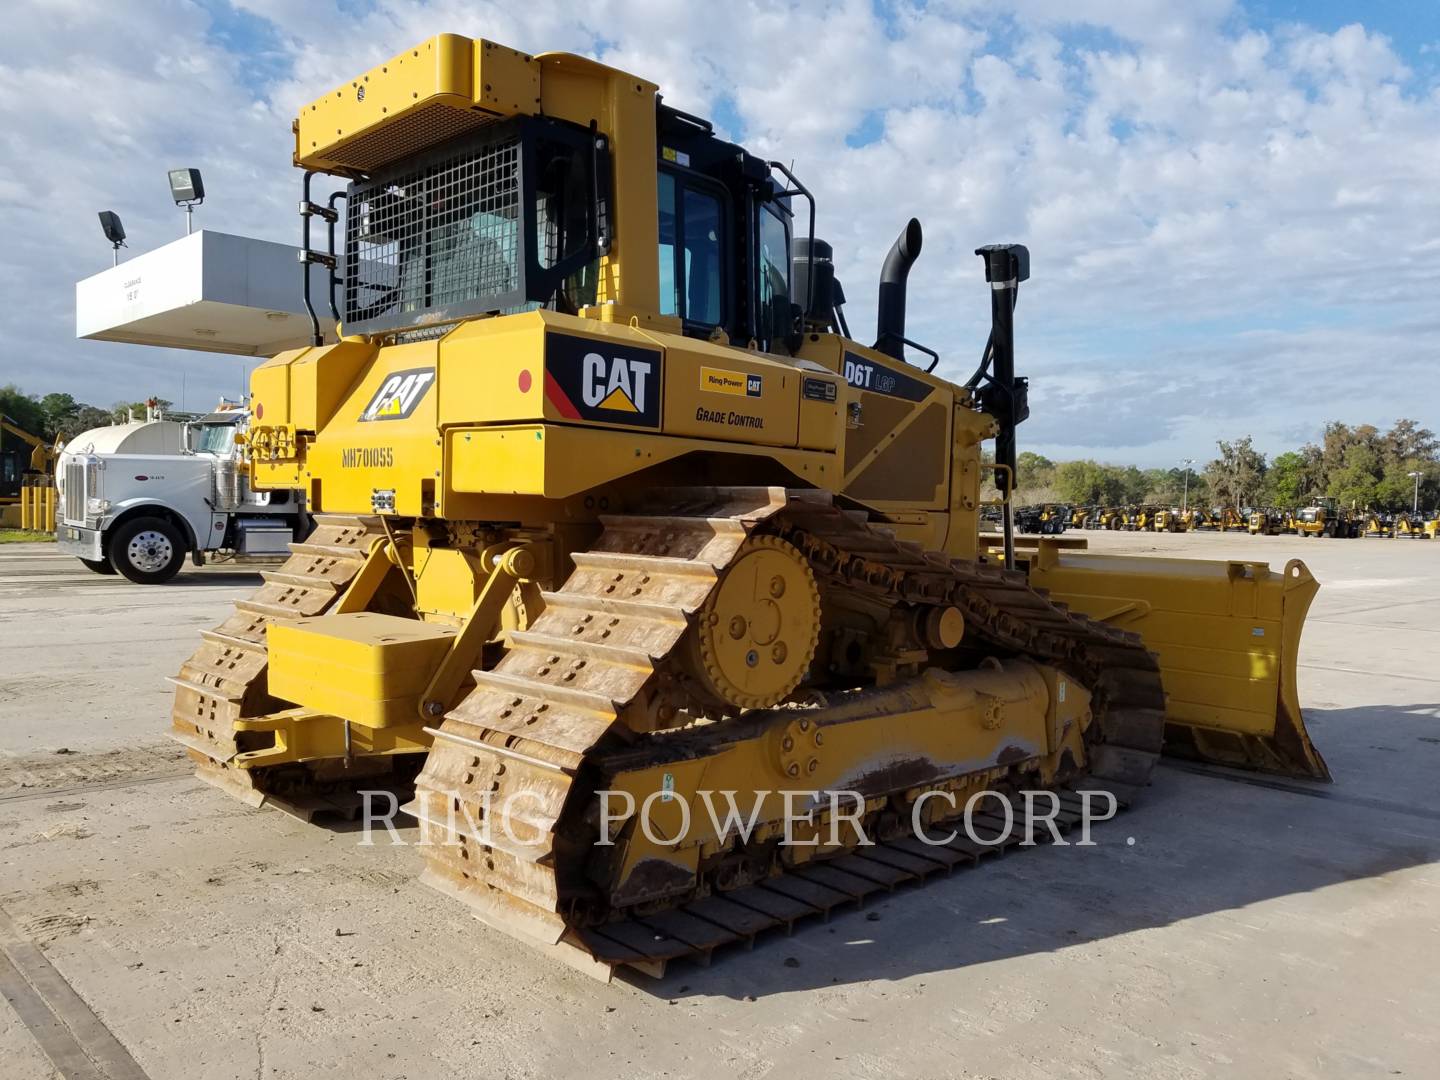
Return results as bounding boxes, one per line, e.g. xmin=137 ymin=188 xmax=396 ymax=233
xmin=2 ymin=534 xmax=1437 ymax=1079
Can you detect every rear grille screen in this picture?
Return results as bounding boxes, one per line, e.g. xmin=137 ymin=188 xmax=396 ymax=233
xmin=345 ymin=127 xmax=524 ymax=333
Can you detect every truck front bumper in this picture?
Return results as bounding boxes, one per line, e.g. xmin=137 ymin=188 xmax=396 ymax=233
xmin=56 ymin=524 xmax=104 ymax=562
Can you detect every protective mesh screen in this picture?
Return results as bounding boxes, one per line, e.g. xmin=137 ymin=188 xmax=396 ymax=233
xmin=345 ymin=130 xmax=522 ymax=331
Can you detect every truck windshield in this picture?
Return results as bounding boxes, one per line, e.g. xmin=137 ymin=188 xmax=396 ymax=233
xmin=192 ymin=424 xmax=234 ymax=455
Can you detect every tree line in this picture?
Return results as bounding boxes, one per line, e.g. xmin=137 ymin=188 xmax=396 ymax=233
xmin=1008 ymin=418 xmax=1440 ymax=512
xmin=1 ymin=385 xmax=176 ymax=444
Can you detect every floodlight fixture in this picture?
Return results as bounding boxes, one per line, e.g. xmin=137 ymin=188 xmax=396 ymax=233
xmin=98 ymin=210 xmax=126 ymax=266
xmin=168 ymin=168 xmax=205 ymax=234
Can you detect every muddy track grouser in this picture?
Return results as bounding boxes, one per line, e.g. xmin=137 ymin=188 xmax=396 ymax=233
xmin=170 ymin=34 xmax=1326 ymax=979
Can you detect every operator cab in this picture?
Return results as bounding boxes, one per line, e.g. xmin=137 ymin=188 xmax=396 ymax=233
xmin=654 ymin=104 xmax=797 ymax=353
xmin=334 ymin=101 xmax=802 ymax=355
xmin=342 ymin=116 xmax=609 ymax=337
xmin=0 ymin=447 xmax=21 ymax=500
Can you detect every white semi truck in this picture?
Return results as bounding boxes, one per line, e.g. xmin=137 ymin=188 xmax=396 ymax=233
xmin=55 ymin=409 xmax=309 ymax=583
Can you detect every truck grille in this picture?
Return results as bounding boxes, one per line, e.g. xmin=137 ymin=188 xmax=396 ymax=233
xmin=63 ymin=459 xmax=85 ymax=523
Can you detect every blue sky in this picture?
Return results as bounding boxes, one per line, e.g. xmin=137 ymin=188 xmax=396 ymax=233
xmin=1 ymin=0 xmax=1437 ymax=467
xmin=1248 ymin=1 xmax=1440 ymax=64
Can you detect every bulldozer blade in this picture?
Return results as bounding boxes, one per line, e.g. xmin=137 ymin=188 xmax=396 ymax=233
xmin=1028 ymin=549 xmax=1328 ymax=781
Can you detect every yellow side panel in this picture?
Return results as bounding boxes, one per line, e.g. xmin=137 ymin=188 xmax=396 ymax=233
xmin=795 ymin=334 xmax=954 ymax=511
xmin=446 ymin=424 xmax=841 ymax=502
xmin=269 ymin=613 xmax=457 ymax=729
xmin=250 ymin=349 xmax=301 ymax=425
xmin=302 ymin=341 xmax=442 ymax=516
xmin=288 ymin=341 xmax=377 ymax=431
xmin=437 ymin=314 xmax=547 ymax=425
xmin=448 ymin=427 xmax=548 ymax=496
xmin=664 ymin=346 xmax=799 ymax=447
xmin=439 ymin=311 xmax=837 ymax=452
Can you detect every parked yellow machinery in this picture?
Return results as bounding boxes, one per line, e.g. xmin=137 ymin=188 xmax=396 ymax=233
xmin=1097 ymin=506 xmax=1126 ymax=530
xmin=1391 ymin=513 xmax=1421 ymax=539
xmin=1364 ymin=511 xmax=1393 ymax=538
xmin=1 ymin=415 xmax=57 ymax=531
xmin=1294 ymin=498 xmax=1359 ymax=538
xmin=1248 ymin=509 xmax=1286 ymax=536
xmin=1216 ymin=507 xmax=1245 ymax=531
xmin=1151 ymin=507 xmax=1183 ymax=533
xmin=170 ymin=34 xmax=1327 ymax=976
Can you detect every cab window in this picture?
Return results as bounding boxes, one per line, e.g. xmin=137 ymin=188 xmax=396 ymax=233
xmin=658 ymin=173 xmax=678 ymax=316
xmin=758 ymin=207 xmax=791 ymax=344
xmin=657 ymin=170 xmax=726 ymax=327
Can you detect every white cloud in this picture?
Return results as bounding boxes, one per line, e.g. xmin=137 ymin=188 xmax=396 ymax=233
xmin=0 ymin=0 xmax=1436 ymax=466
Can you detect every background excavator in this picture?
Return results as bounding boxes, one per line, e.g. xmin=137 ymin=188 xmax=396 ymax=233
xmin=0 ymin=414 xmax=58 ymax=530
xmin=170 ymin=34 xmax=1326 ymax=978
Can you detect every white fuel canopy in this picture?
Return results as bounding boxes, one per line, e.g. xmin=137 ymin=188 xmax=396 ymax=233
xmin=76 ymin=231 xmax=336 ymax=357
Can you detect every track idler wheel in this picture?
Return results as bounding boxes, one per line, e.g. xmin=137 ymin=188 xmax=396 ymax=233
xmin=684 ymin=535 xmax=821 ymax=711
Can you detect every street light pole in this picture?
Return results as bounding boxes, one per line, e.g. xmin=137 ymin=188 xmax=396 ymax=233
xmin=1409 ymin=470 xmax=1422 ymax=517
xmin=1181 ymin=458 xmax=1195 ymax=514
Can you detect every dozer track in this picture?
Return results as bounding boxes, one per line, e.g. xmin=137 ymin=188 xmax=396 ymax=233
xmin=168 ymin=514 xmax=394 ymax=818
xmin=406 ymin=488 xmax=1166 ymax=978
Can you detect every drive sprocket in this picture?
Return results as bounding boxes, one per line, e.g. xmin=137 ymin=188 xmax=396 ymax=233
xmin=683 ymin=534 xmax=821 ymax=712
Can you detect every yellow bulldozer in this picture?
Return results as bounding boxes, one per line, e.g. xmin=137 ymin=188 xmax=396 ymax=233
xmin=170 ymin=34 xmax=1327 ymax=979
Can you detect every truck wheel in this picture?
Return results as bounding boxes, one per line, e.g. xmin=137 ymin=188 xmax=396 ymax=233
xmin=79 ymin=556 xmax=117 ymax=575
xmin=109 ymin=517 xmax=186 ymax=584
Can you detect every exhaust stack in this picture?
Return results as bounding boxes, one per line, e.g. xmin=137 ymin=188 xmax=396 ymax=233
xmin=875 ymin=218 xmax=922 ymax=359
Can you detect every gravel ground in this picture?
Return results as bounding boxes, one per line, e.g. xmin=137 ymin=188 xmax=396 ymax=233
xmin=1 ymin=533 xmax=1436 ymax=1079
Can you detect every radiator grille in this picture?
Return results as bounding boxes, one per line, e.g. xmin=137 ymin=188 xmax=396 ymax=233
xmin=319 ymin=103 xmax=498 ymax=174
xmin=63 ymin=459 xmax=84 ymax=522
xmin=345 ymin=129 xmax=522 ymax=333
